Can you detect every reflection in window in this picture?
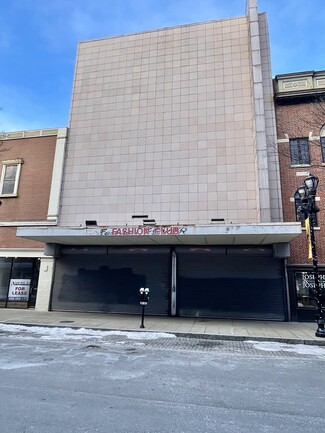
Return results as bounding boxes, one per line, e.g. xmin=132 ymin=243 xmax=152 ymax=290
xmin=0 ymin=258 xmax=12 ymax=303
xmin=0 ymin=159 xmax=23 ymax=196
xmin=295 ymin=272 xmax=325 ymax=308
xmin=294 ymin=191 xmax=305 ymax=227
xmin=321 ymin=124 xmax=325 ymax=163
xmin=289 ymin=138 xmax=310 ymax=165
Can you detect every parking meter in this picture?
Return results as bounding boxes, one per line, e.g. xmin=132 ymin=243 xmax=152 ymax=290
xmin=139 ymin=287 xmax=150 ymax=328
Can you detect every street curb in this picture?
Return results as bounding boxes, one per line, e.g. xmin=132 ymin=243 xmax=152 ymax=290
xmin=174 ymin=332 xmax=325 ymax=346
xmin=1 ymin=320 xmax=325 ymax=347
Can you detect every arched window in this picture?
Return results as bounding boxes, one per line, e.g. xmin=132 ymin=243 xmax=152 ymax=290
xmin=321 ymin=124 xmax=325 ymax=163
xmin=294 ymin=191 xmax=305 ymax=227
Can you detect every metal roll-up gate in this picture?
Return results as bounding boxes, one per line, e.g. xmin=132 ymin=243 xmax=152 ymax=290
xmin=51 ymin=246 xmax=171 ymax=315
xmin=175 ymin=246 xmax=287 ymax=321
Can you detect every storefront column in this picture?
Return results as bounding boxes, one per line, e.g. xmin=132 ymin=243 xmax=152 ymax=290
xmin=35 ymin=257 xmax=55 ymax=311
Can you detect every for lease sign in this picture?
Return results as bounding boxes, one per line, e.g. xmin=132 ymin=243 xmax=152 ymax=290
xmin=8 ymin=279 xmax=31 ymax=302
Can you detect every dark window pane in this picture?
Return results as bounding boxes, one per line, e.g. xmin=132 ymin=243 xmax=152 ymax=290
xmin=294 ymin=193 xmax=305 ymax=227
xmin=321 ymin=136 xmax=325 ymax=163
xmin=0 ymin=258 xmax=12 ymax=302
xmin=4 ymin=165 xmax=17 ymax=181
xmin=289 ymin=138 xmax=310 ymax=165
xmin=2 ymin=180 xmax=15 ymax=194
xmin=2 ymin=164 xmax=18 ymax=194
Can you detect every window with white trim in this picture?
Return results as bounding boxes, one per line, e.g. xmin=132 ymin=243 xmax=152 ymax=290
xmin=0 ymin=159 xmax=23 ymax=196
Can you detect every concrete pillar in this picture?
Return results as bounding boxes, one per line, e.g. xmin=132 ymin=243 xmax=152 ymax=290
xmin=35 ymin=257 xmax=55 ymax=311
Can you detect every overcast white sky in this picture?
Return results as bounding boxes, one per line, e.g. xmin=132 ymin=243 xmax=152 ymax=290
xmin=1 ymin=0 xmax=324 ymax=132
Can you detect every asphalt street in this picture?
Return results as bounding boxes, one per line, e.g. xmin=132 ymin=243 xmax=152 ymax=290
xmin=0 ymin=324 xmax=325 ymax=433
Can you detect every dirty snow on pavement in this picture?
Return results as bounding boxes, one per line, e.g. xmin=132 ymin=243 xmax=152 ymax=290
xmin=246 ymin=340 xmax=325 ymax=357
xmin=0 ymin=323 xmax=176 ymax=341
xmin=1 ymin=324 xmax=325 ymax=358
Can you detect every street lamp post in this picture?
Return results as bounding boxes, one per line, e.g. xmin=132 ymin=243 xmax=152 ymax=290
xmin=296 ymin=174 xmax=325 ymax=338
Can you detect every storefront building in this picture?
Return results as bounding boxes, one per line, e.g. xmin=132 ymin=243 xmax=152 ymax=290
xmin=18 ymin=0 xmax=301 ymax=320
xmin=0 ymin=128 xmax=68 ymax=309
xmin=274 ymin=70 xmax=325 ymax=321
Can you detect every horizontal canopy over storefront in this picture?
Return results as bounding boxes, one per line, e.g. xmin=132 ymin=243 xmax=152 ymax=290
xmin=17 ymin=223 xmax=302 ymax=246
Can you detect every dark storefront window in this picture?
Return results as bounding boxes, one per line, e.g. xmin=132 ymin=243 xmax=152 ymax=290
xmin=0 ymin=258 xmax=40 ymax=308
xmin=0 ymin=258 xmax=13 ymax=306
xmin=295 ymin=271 xmax=325 ymax=309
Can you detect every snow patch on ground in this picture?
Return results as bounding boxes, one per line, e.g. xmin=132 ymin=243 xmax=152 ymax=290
xmin=246 ymin=340 xmax=325 ymax=357
xmin=0 ymin=323 xmax=176 ymax=341
xmin=1 ymin=362 xmax=46 ymax=370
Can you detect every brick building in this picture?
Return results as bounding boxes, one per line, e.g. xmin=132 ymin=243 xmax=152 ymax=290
xmin=19 ymin=0 xmax=301 ymax=321
xmin=0 ymin=128 xmax=67 ymax=309
xmin=274 ymin=70 xmax=325 ymax=321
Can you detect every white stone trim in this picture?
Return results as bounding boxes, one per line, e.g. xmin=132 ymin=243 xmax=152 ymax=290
xmin=35 ymin=257 xmax=55 ymax=311
xmin=47 ymin=127 xmax=68 ymax=221
xmin=0 ymin=220 xmax=57 ymax=227
xmin=0 ymin=128 xmax=59 ymax=140
xmin=247 ymin=0 xmax=274 ymax=223
xmin=0 ymin=248 xmax=44 ymax=258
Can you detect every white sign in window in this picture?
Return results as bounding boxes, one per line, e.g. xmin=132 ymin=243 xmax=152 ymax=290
xmin=8 ymin=279 xmax=31 ymax=302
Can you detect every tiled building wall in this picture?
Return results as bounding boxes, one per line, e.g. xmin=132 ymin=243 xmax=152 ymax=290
xmin=61 ymin=17 xmax=262 ymax=227
xmin=276 ymin=101 xmax=325 ymax=263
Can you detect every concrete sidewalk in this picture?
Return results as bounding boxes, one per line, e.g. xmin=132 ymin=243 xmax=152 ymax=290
xmin=0 ymin=309 xmax=324 ymax=345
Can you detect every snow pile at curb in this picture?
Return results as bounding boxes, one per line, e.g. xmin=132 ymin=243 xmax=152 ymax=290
xmin=246 ymin=340 xmax=325 ymax=357
xmin=0 ymin=323 xmax=176 ymax=341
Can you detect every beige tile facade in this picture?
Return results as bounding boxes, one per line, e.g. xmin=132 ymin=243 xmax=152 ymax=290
xmin=59 ymin=2 xmax=280 ymax=227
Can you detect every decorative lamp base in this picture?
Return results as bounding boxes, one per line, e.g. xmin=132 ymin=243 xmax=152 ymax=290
xmin=315 ymin=324 xmax=325 ymax=338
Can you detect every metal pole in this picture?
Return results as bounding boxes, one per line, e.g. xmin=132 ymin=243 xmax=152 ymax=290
xmin=309 ymin=205 xmax=325 ymax=337
xmin=140 ymin=304 xmax=145 ymax=328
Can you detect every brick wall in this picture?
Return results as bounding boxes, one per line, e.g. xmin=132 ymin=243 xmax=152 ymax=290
xmin=0 ymin=227 xmax=44 ymax=249
xmin=0 ymin=135 xmax=56 ymax=249
xmin=275 ymin=100 xmax=325 ymax=264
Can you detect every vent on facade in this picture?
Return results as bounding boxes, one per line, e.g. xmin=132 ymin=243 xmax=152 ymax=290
xmin=85 ymin=220 xmax=97 ymax=226
xmin=211 ymin=218 xmax=225 ymax=222
xmin=143 ymin=219 xmax=156 ymax=225
xmin=132 ymin=215 xmax=149 ymax=219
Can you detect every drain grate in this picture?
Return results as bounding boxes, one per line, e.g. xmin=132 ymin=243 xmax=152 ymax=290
xmin=59 ymin=320 xmax=75 ymax=324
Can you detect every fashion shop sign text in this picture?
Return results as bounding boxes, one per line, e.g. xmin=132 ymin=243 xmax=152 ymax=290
xmin=99 ymin=226 xmax=188 ymax=236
